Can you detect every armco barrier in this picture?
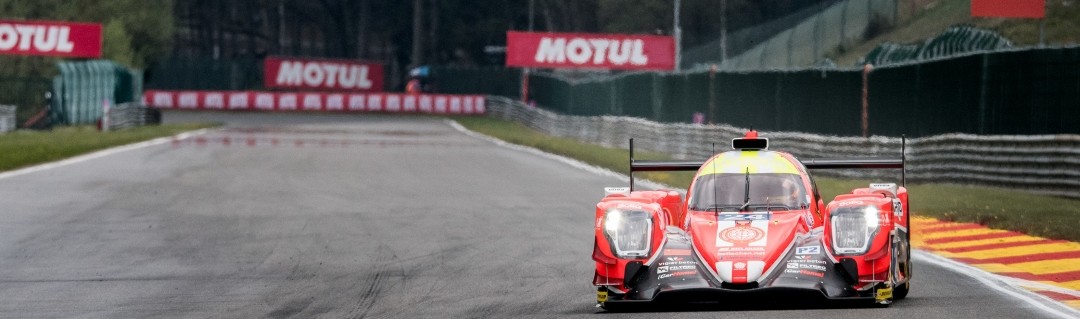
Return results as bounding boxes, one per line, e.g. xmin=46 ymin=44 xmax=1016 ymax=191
xmin=142 ymin=90 xmax=485 ymax=115
xmin=102 ymin=102 xmax=160 ymax=131
xmin=485 ymin=96 xmax=1080 ymax=199
xmin=0 ymin=105 xmax=15 ymax=133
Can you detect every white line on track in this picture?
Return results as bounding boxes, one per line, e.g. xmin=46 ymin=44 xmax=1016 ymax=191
xmin=0 ymin=128 xmax=211 ymax=181
xmin=449 ymin=119 xmax=1080 ymax=319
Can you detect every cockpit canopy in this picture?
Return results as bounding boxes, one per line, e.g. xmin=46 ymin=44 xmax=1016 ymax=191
xmin=688 ymin=173 xmax=808 ymax=211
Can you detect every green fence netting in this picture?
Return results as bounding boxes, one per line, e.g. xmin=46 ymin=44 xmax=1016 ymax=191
xmin=433 ymin=46 xmax=1080 ymax=137
xmin=145 ymin=56 xmax=262 ymax=91
xmin=863 ymin=25 xmax=1013 ymax=66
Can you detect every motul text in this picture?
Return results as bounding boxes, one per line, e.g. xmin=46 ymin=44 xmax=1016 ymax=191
xmin=0 ymin=20 xmax=101 ymax=58
xmin=264 ymin=57 xmax=384 ymax=91
xmin=506 ymin=31 xmax=674 ymax=70
xmin=534 ymin=38 xmax=648 ymax=66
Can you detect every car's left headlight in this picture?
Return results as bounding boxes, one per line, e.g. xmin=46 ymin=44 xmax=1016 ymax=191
xmin=831 ymin=206 xmax=880 ymax=255
xmin=603 ymin=209 xmax=652 ymax=258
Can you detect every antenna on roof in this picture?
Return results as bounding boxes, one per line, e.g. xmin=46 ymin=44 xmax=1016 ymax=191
xmin=712 ymin=143 xmax=719 ymax=213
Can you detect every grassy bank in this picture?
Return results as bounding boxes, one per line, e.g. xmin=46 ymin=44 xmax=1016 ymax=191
xmin=835 ymin=0 xmax=1080 ymax=66
xmin=455 ymin=116 xmax=1080 ymax=242
xmin=0 ymin=123 xmax=216 ymax=172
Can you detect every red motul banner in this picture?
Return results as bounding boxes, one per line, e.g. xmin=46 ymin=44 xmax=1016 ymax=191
xmin=0 ymin=20 xmax=102 ymax=58
xmin=142 ymin=90 xmax=484 ymax=115
xmin=971 ymin=0 xmax=1044 ymax=18
xmin=264 ymin=56 xmax=384 ymax=92
xmin=505 ymin=31 xmax=675 ymax=71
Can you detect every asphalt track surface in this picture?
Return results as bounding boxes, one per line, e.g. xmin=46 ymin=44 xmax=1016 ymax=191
xmin=0 ymin=111 xmax=1062 ymax=318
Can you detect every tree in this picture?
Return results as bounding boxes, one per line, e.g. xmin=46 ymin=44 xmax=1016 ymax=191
xmin=0 ymin=0 xmax=174 ymax=72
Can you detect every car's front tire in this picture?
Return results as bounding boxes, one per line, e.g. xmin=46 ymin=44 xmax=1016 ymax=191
xmin=891 ymin=236 xmax=911 ymax=300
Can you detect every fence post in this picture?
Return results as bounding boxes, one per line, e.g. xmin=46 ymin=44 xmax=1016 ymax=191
xmin=101 ymin=99 xmax=111 ymax=132
xmin=708 ymin=64 xmax=717 ymax=124
xmin=786 ymin=29 xmax=795 ymax=68
xmin=862 ymin=63 xmax=873 ymax=137
xmin=813 ymin=14 xmax=823 ymax=62
xmin=978 ymin=53 xmax=989 ymax=134
xmin=652 ymin=73 xmax=662 ymax=120
xmin=521 ymin=69 xmax=530 ymax=104
xmin=840 ymin=0 xmax=849 ymax=47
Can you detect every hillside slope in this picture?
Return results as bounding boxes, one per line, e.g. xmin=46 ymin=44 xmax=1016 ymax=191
xmin=833 ymin=0 xmax=1080 ymax=65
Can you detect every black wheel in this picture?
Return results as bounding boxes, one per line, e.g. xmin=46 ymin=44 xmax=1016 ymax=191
xmin=894 ymin=279 xmax=910 ymax=300
xmin=891 ymin=236 xmax=911 ymax=300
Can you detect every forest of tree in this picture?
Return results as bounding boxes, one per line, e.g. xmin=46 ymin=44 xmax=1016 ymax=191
xmin=171 ymin=0 xmax=831 ymax=66
xmin=0 ymin=0 xmax=829 ymax=82
xmin=0 ymin=0 xmax=173 ymax=75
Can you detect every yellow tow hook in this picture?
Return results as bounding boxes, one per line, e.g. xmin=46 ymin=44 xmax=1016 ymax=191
xmin=875 ymin=284 xmax=894 ymax=305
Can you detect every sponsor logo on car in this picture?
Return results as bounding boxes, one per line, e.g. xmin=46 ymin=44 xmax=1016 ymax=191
xmin=784 ymin=268 xmax=825 ymax=278
xmin=717 ymin=213 xmax=770 ymax=221
xmin=658 ymin=260 xmax=696 ymax=266
xmin=836 ymin=200 xmax=866 ymax=207
xmin=717 ymin=246 xmax=766 ymax=259
xmin=664 ymin=249 xmax=691 ymax=256
xmin=787 ymin=261 xmax=827 ymax=271
xmin=790 ymin=257 xmax=827 ymax=265
xmin=719 ymin=224 xmax=766 ymax=244
xmin=658 ymin=269 xmax=698 ymax=280
xmin=795 ymin=245 xmax=820 ymax=255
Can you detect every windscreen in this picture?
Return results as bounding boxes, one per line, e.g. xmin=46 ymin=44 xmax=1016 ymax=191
xmin=689 ymin=173 xmax=808 ymax=211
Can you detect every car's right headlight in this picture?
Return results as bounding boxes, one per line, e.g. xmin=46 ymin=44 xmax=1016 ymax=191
xmin=831 ymin=206 xmax=880 ymax=255
xmin=603 ymin=209 xmax=652 ymax=258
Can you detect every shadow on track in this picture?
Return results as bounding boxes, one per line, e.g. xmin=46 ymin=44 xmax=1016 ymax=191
xmin=596 ymin=296 xmax=880 ymax=314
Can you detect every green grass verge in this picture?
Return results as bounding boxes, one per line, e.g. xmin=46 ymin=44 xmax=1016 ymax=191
xmin=0 ymin=123 xmax=217 ymax=172
xmin=455 ymin=116 xmax=1080 ymax=242
xmin=834 ymin=0 xmax=1080 ymax=66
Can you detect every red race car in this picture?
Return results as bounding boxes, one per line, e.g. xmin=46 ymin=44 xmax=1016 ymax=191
xmin=593 ymin=130 xmax=911 ymax=310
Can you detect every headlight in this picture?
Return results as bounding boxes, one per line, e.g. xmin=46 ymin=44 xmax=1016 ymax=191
xmin=603 ymin=209 xmax=652 ymax=258
xmin=831 ymin=206 xmax=880 ymax=255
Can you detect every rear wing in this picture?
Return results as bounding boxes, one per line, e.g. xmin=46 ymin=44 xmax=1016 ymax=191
xmin=628 ymin=137 xmax=906 ymax=191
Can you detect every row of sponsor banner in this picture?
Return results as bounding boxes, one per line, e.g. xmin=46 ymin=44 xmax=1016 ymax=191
xmin=263 ymin=57 xmax=384 ymax=92
xmin=142 ymin=90 xmax=485 ymax=115
xmin=505 ymin=31 xmax=674 ymax=71
xmin=0 ymin=18 xmax=674 ymax=83
xmin=0 ymin=19 xmax=101 ymax=58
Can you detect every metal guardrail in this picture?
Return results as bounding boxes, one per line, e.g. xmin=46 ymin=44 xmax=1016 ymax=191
xmin=103 ymin=102 xmax=160 ymax=131
xmin=0 ymin=105 xmax=15 ymax=133
xmin=485 ymin=96 xmax=1080 ymax=199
